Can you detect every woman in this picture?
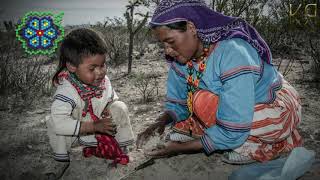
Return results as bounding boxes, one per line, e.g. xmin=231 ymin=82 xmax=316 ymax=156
xmin=136 ymin=0 xmax=302 ymax=164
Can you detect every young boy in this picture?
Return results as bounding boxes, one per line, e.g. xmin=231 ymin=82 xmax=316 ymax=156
xmin=45 ymin=28 xmax=134 ymax=179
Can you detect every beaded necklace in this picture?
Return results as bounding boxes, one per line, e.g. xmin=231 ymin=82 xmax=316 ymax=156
xmin=186 ymin=44 xmax=210 ymax=116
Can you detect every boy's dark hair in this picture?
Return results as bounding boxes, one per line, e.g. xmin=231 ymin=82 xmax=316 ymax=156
xmin=151 ymin=21 xmax=187 ymax=31
xmin=52 ymin=28 xmax=108 ymax=84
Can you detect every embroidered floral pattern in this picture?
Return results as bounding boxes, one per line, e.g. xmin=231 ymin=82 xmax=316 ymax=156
xmin=16 ymin=11 xmax=64 ymax=55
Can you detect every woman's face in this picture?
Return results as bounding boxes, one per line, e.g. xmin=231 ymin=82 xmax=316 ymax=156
xmin=153 ymin=22 xmax=200 ymax=64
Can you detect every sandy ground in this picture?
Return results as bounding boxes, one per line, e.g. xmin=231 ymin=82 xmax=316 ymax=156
xmin=0 ymin=54 xmax=319 ymax=180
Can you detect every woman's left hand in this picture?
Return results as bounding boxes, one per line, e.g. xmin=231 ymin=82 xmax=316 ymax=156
xmin=145 ymin=141 xmax=182 ymax=158
xmin=145 ymin=140 xmax=203 ymax=158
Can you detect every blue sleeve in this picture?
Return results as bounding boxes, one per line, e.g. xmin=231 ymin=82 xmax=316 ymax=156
xmin=164 ymin=63 xmax=190 ymax=124
xmin=201 ymin=38 xmax=262 ymax=154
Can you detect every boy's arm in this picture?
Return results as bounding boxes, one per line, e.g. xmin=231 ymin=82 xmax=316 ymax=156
xmin=81 ymin=101 xmax=117 ymax=136
xmin=51 ymin=93 xmax=81 ymax=136
xmin=52 ymin=95 xmax=116 ymax=136
xmin=80 ymin=117 xmax=117 ymax=136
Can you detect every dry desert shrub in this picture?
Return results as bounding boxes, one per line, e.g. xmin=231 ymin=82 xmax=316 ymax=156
xmin=0 ymin=28 xmax=54 ymax=111
xmin=132 ymin=72 xmax=160 ymax=103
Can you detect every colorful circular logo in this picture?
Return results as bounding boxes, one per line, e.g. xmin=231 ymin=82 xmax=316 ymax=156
xmin=16 ymin=11 xmax=64 ymax=55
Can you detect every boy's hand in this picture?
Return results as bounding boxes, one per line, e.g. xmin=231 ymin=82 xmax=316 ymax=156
xmin=93 ymin=115 xmax=117 ymax=136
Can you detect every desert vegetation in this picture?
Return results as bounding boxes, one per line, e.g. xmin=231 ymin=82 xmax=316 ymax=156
xmin=0 ymin=0 xmax=319 ymax=179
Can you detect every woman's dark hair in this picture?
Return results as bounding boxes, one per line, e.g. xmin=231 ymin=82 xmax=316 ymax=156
xmin=52 ymin=28 xmax=108 ymax=84
xmin=151 ymin=21 xmax=188 ymax=31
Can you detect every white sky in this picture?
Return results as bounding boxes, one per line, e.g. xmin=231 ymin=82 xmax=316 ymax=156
xmin=1 ymin=0 xmax=132 ymax=25
xmin=0 ymin=0 xmax=212 ymax=25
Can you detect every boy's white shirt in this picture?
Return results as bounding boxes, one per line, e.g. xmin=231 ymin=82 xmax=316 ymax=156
xmin=50 ymin=75 xmax=118 ymax=145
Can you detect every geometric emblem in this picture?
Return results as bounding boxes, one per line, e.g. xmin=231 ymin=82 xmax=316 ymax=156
xmin=15 ymin=11 xmax=64 ymax=55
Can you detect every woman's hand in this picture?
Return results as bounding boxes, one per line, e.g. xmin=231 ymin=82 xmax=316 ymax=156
xmin=144 ymin=141 xmax=181 ymax=157
xmin=136 ymin=120 xmax=166 ymax=149
xmin=145 ymin=140 xmax=203 ymax=158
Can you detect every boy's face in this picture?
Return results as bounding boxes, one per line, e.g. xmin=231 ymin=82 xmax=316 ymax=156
xmin=68 ymin=54 xmax=106 ymax=86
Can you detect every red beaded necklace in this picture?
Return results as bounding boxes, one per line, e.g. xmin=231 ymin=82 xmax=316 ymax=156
xmin=186 ymin=44 xmax=210 ymax=115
